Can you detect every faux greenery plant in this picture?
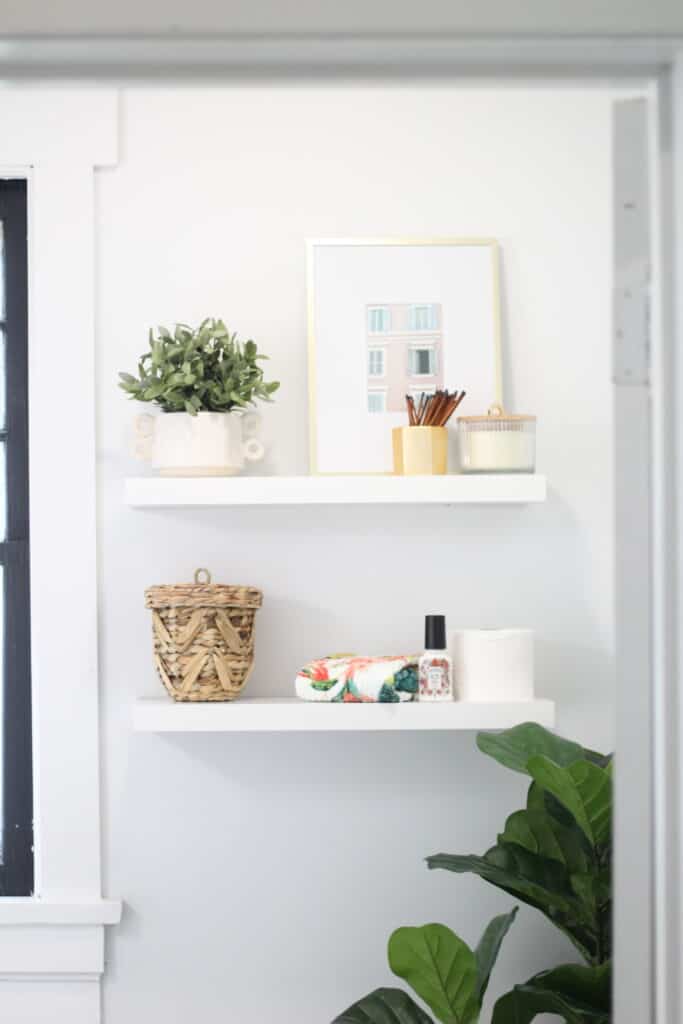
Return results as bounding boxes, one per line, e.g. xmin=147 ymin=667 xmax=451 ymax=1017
xmin=119 ymin=319 xmax=279 ymax=415
xmin=333 ymin=724 xmax=613 ymax=1024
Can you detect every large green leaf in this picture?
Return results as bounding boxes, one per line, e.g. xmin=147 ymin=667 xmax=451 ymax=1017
xmin=333 ymin=987 xmax=435 ymax=1024
xmin=476 ymin=724 xmax=587 ymax=775
xmin=491 ymin=962 xmax=611 ymax=1024
xmin=491 ymin=985 xmax=607 ymax=1023
xmin=499 ymin=807 xmax=589 ymax=875
xmin=427 ymin=849 xmax=597 ymax=964
xmin=427 ymin=850 xmax=572 ymax=914
xmin=526 ymin=757 xmax=612 ymax=848
xmin=474 ymin=907 xmax=518 ymax=1002
xmin=388 ymin=924 xmax=479 ymax=1024
xmin=541 ymin=962 xmax=611 ymax=1009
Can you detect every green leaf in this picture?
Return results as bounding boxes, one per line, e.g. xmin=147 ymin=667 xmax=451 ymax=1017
xmin=427 ymin=849 xmax=597 ymax=964
xmin=583 ymin=750 xmax=613 ymax=771
xmin=526 ymin=781 xmax=586 ymax=836
xmin=569 ymin=872 xmax=608 ymax=916
xmin=151 ymin=341 xmax=163 ymax=367
xmin=474 ymin=908 xmax=517 ymax=1002
xmin=477 ymin=724 xmax=588 ymax=775
xmin=492 ymin=985 xmax=605 ymax=1023
xmin=526 ymin=757 xmax=612 ymax=848
xmin=491 ymin=962 xmax=611 ymax=1024
xmin=427 ymin=850 xmax=572 ymax=913
xmin=542 ymin=962 xmax=611 ymax=1010
xmin=499 ymin=807 xmax=589 ymax=874
xmin=388 ymin=924 xmax=479 ymax=1024
xmin=333 ymin=988 xmax=434 ymax=1024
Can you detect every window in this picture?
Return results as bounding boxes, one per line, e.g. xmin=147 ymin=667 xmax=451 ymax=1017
xmin=409 ymin=304 xmax=438 ymax=331
xmin=368 ymin=306 xmax=390 ymax=333
xmin=367 ymin=390 xmax=387 ymax=413
xmin=408 ymin=345 xmax=437 ymax=376
xmin=0 ymin=181 xmax=32 ymax=897
xmin=368 ymin=347 xmax=386 ymax=377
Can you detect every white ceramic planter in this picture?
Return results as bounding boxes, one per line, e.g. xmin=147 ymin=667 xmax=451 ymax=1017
xmin=134 ymin=411 xmax=264 ymax=477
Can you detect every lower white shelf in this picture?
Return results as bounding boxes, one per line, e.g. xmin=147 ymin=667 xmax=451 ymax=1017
xmin=133 ymin=696 xmax=555 ymax=733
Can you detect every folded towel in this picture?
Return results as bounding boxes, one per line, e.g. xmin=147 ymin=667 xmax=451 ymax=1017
xmin=295 ymin=654 xmax=419 ymax=702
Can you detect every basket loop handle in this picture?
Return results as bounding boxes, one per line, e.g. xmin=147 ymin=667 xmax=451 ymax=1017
xmin=194 ymin=568 xmax=212 ymax=585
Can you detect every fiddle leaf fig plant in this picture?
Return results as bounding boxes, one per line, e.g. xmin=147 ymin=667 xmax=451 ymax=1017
xmin=118 ymin=319 xmax=279 ymax=415
xmin=333 ymin=724 xmax=613 ymax=1024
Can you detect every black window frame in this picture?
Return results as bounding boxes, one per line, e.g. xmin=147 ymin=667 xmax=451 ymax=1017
xmin=0 ymin=179 xmax=33 ymax=897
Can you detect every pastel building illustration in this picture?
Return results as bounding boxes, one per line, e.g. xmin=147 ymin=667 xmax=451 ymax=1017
xmin=366 ymin=302 xmax=444 ymax=413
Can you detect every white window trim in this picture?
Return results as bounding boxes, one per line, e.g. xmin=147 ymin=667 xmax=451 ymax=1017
xmin=0 ymin=87 xmax=121 ymax=1020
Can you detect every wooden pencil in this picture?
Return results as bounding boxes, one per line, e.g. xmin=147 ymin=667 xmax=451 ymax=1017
xmin=405 ymin=389 xmax=466 ymax=427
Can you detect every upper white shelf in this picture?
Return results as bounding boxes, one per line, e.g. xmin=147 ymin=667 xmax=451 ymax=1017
xmin=125 ymin=473 xmax=546 ymax=507
xmin=133 ymin=696 xmax=555 ymax=733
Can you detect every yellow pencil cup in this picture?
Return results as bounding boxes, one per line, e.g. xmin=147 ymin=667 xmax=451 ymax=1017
xmin=392 ymin=426 xmax=448 ymax=476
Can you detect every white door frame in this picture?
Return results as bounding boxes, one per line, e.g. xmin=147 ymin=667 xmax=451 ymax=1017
xmin=1 ymin=33 xmax=681 ymax=1024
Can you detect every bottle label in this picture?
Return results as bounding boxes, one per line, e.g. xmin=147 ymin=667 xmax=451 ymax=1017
xmin=419 ymin=658 xmax=452 ymax=699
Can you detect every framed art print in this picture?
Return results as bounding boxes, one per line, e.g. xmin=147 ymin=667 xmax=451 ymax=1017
xmin=307 ymin=238 xmax=502 ymax=475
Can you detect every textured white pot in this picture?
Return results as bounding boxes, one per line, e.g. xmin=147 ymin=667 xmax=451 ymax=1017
xmin=134 ymin=410 xmax=264 ymax=477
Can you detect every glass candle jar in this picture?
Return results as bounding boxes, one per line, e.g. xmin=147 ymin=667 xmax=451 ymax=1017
xmin=457 ymin=406 xmax=536 ymax=474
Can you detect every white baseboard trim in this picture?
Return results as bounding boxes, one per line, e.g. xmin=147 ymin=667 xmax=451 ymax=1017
xmin=0 ymin=973 xmax=100 ymax=1023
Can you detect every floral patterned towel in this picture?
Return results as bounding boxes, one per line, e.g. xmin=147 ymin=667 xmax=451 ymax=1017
xmin=295 ymin=655 xmax=419 ymax=703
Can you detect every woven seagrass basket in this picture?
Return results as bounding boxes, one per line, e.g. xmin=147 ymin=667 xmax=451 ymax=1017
xmin=145 ymin=569 xmax=262 ymax=702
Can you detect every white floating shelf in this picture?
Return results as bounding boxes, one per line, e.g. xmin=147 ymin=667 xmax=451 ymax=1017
xmin=133 ymin=696 xmax=555 ymax=733
xmin=125 ymin=473 xmax=546 ymax=507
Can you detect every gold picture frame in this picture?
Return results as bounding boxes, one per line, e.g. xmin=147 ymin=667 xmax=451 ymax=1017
xmin=307 ymin=237 xmax=503 ymax=476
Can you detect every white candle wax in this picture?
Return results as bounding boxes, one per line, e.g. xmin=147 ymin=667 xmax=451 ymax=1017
xmin=461 ymin=429 xmax=535 ymax=472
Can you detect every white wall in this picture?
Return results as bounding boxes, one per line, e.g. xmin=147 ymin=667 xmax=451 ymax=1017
xmin=97 ymin=83 xmax=620 ymax=1023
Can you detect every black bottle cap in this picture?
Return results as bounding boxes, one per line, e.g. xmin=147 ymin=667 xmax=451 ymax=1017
xmin=425 ymin=614 xmax=446 ymax=650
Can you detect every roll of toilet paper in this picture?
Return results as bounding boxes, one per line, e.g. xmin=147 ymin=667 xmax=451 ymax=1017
xmin=449 ymin=629 xmax=534 ymax=702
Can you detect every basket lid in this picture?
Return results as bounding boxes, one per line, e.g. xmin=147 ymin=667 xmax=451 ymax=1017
xmin=145 ymin=568 xmax=263 ymax=610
